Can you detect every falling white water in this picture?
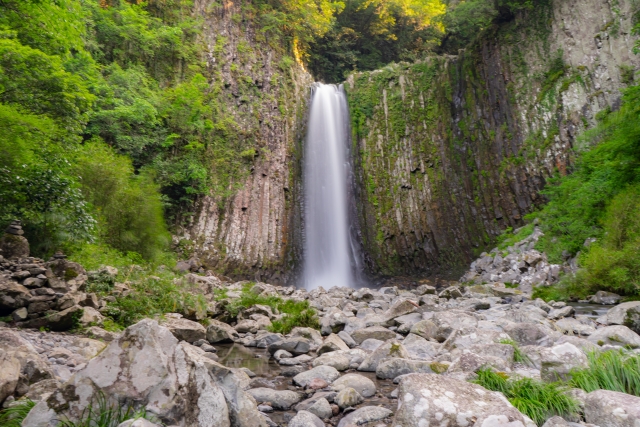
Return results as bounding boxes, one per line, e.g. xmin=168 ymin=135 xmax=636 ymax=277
xmin=303 ymin=84 xmax=354 ymax=290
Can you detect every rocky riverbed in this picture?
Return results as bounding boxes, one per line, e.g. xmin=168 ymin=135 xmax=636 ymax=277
xmin=2 ymin=229 xmax=640 ymax=426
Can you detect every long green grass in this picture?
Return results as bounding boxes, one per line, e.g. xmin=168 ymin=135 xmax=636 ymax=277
xmin=473 ymin=369 xmax=579 ymax=426
xmin=219 ymin=283 xmax=320 ymax=334
xmin=499 ymin=338 xmax=530 ymax=364
xmin=57 ymin=393 xmax=154 ymax=427
xmin=570 ymin=350 xmax=640 ymax=396
xmin=0 ymin=399 xmax=35 ymax=427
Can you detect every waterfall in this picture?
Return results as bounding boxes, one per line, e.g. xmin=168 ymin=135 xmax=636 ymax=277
xmin=303 ymin=84 xmax=365 ymax=290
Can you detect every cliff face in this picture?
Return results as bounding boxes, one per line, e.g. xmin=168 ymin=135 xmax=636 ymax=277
xmin=181 ymin=0 xmax=313 ymax=284
xmin=345 ymin=0 xmax=640 ymax=276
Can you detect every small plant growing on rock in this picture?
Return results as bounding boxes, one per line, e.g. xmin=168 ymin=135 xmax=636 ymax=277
xmin=57 ymin=392 xmax=155 ymax=427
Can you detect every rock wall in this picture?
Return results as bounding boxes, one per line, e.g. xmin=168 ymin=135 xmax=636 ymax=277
xmin=345 ymin=0 xmax=640 ymax=276
xmin=180 ymin=0 xmax=313 ymax=284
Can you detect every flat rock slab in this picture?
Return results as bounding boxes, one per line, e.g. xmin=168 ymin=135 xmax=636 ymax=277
xmin=351 ymin=326 xmax=396 ymax=344
xmin=337 ymin=406 xmax=392 ymax=427
xmin=247 ymin=388 xmax=301 ymax=410
xmin=393 ymin=373 xmax=533 ymax=427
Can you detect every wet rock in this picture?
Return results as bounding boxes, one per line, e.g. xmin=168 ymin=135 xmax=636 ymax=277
xmin=376 ymin=358 xmax=434 ymax=379
xmin=293 ymin=366 xmax=340 ymax=388
xmin=337 ymin=406 xmax=392 ymax=427
xmin=331 ymin=373 xmax=376 ymax=398
xmin=247 ymin=388 xmax=301 ymax=410
xmin=351 ymin=326 xmax=396 ymax=344
xmin=334 ymin=387 xmax=363 ymax=409
xmin=163 ymin=315 xmax=206 ymax=343
xmin=267 ymin=337 xmax=312 ymax=355
xmin=584 ymin=389 xmax=640 ymax=426
xmin=587 ymin=325 xmax=640 ymax=349
xmin=206 ymin=319 xmax=239 ymax=343
xmin=590 ymin=291 xmax=621 ymax=305
xmin=289 ymin=410 xmax=325 ymax=427
xmin=393 ymin=373 xmax=532 ymax=427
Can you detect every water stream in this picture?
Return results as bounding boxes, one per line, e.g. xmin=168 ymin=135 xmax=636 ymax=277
xmin=303 ymin=84 xmax=364 ymax=290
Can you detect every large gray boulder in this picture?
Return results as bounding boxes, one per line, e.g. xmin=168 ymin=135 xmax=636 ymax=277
xmin=376 ymin=358 xmax=434 ymax=379
xmin=584 ymin=389 xmax=640 ymax=426
xmin=540 ymin=343 xmax=588 ymax=382
xmin=317 ymin=334 xmax=349 ymax=355
xmin=393 ymin=374 xmax=535 ymax=427
xmin=598 ymin=302 xmax=640 ymax=334
xmin=23 ymin=319 xmax=266 ymax=427
xmin=267 ymin=337 xmax=313 ymax=355
xmin=587 ymin=325 xmax=640 ymax=349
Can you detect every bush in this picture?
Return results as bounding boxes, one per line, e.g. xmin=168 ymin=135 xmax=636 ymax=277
xmin=570 ymin=350 xmax=640 ymax=397
xmin=73 ymin=140 xmax=170 ymax=262
xmin=219 ymin=284 xmax=321 ymax=334
xmin=473 ymin=369 xmax=579 ymax=426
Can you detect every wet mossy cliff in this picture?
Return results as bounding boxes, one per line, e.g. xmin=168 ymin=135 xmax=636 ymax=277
xmin=345 ymin=0 xmax=640 ymax=276
xmin=181 ymin=0 xmax=312 ymax=284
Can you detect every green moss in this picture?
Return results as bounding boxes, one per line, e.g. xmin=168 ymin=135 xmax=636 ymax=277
xmin=429 ymin=362 xmax=449 ymax=374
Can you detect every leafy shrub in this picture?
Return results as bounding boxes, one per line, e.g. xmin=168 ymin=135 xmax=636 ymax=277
xmin=496 ymin=223 xmax=535 ymax=250
xmin=473 ymin=369 xmax=579 ymax=426
xmin=0 ymin=399 xmax=35 ymax=427
xmin=570 ymin=350 xmax=640 ymax=396
xmin=73 ymin=140 xmax=170 ymax=261
xmin=219 ymin=284 xmax=321 ymax=334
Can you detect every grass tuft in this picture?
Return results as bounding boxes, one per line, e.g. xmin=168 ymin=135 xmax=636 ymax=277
xmin=570 ymin=350 xmax=640 ymax=396
xmin=57 ymin=392 xmax=154 ymax=427
xmin=0 ymin=399 xmax=35 ymax=427
xmin=473 ymin=369 xmax=579 ymax=426
xmin=499 ymin=338 xmax=530 ymax=364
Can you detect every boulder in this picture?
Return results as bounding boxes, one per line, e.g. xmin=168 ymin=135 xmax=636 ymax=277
xmin=293 ymin=366 xmax=340 ymax=388
xmin=206 ymin=319 xmax=239 ymax=343
xmin=306 ymin=397 xmax=332 ymax=419
xmin=337 ymin=406 xmax=392 ymax=427
xmin=599 ymin=301 xmax=640 ymax=334
xmin=337 ymin=331 xmax=356 ymax=348
xmin=376 ymin=358 xmax=434 ymax=379
xmin=351 ymin=326 xmax=396 ymax=344
xmin=430 ymin=311 xmax=478 ymax=342
xmin=358 ymin=339 xmax=409 ymax=372
xmin=246 ymin=388 xmax=301 ymax=410
xmin=409 ymin=320 xmax=438 ymax=341
xmin=289 ymin=410 xmax=325 ymax=427
xmin=317 ymin=334 xmax=349 ymax=355
xmin=402 ymin=333 xmax=440 ymax=360
xmin=587 ymin=325 xmax=640 ymax=349
xmin=46 ymin=305 xmax=86 ymax=331
xmin=590 ymin=291 xmax=621 ymax=305
xmin=331 ymin=373 xmax=376 ymax=398
xmin=393 ymin=374 xmax=533 ymax=427
xmin=31 ymin=319 xmax=266 ymax=427
xmin=540 ymin=343 xmax=588 ymax=382
xmin=312 ymin=352 xmax=350 ymax=371
xmin=584 ymin=389 xmax=640 ymax=427
xmin=267 ymin=337 xmax=312 ymax=356
xmin=334 ymin=387 xmax=363 ymax=409
xmin=0 ymin=348 xmax=20 ymax=403
xmin=0 ymin=233 xmax=29 ymax=259
xmin=86 ymin=326 xmax=119 ymax=342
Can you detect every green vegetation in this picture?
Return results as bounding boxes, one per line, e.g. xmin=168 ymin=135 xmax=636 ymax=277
xmin=473 ymin=369 xmax=579 ymax=426
xmin=58 ymin=392 xmax=152 ymax=427
xmin=89 ymin=266 xmax=207 ymax=329
xmin=570 ymin=350 xmax=640 ymax=397
xmin=495 ymin=223 xmax=535 ymax=250
xmin=217 ymin=283 xmax=320 ymax=334
xmin=526 ymin=83 xmax=640 ymax=299
xmin=0 ymin=399 xmax=35 ymax=427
